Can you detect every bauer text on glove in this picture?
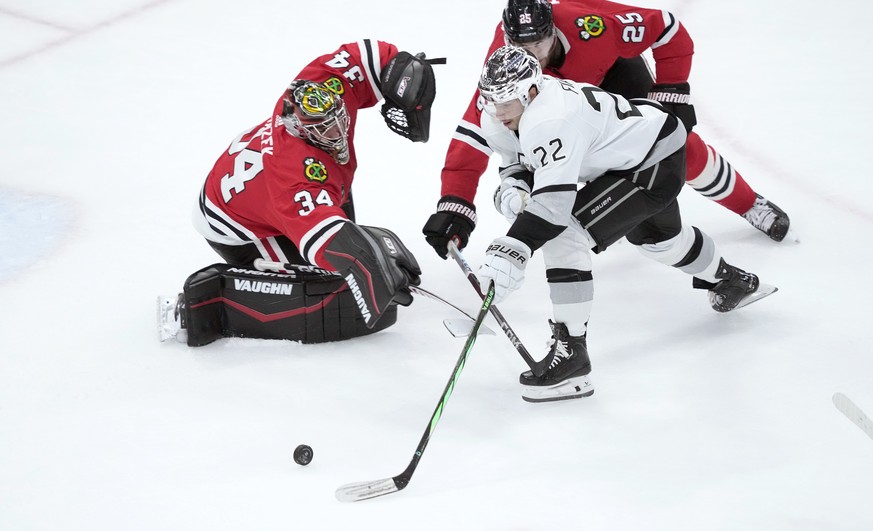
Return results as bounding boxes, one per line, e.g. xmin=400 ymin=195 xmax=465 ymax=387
xmin=477 ymin=236 xmax=531 ymax=302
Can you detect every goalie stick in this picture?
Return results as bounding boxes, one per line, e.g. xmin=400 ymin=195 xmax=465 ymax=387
xmin=446 ymin=241 xmax=550 ymax=377
xmin=252 ymin=259 xmax=493 ymax=336
xmin=335 ymin=281 xmax=497 ymax=502
xmin=832 ymin=392 xmax=873 ymax=441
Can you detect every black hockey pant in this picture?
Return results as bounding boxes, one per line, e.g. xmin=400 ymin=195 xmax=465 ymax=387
xmin=572 ymin=146 xmax=686 ymax=253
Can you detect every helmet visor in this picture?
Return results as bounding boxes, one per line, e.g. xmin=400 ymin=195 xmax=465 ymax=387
xmin=481 ymin=94 xmax=525 ymax=121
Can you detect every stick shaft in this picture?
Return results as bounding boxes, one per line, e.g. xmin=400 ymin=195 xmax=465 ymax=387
xmin=335 ymin=282 xmax=497 ymax=502
xmin=447 ymin=241 xmax=547 ymax=376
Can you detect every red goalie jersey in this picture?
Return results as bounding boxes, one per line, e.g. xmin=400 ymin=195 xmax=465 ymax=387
xmin=441 ymin=0 xmax=694 ymax=202
xmin=194 ymin=39 xmax=400 ymax=268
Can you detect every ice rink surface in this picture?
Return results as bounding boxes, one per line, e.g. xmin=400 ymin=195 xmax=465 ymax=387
xmin=2 ymin=0 xmax=872 ymax=529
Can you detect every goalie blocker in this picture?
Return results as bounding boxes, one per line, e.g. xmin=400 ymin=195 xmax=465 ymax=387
xmin=174 ymin=225 xmax=421 ymax=345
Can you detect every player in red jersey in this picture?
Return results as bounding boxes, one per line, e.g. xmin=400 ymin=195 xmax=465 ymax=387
xmin=160 ymin=40 xmax=439 ymax=346
xmin=423 ymin=0 xmax=790 ymax=259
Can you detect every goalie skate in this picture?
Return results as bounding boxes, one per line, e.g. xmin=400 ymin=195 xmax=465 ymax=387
xmin=157 ymin=294 xmax=186 ymax=343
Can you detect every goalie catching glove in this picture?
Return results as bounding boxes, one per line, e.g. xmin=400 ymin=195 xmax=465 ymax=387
xmin=380 ymin=51 xmax=445 ymax=142
xmin=477 ymin=236 xmax=531 ymax=303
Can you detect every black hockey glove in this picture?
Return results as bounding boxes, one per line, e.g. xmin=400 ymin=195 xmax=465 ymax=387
xmin=422 ymin=196 xmax=477 ymax=259
xmin=648 ymin=82 xmax=698 ymax=132
xmin=361 ymin=225 xmax=422 ymax=307
xmin=324 ymin=222 xmax=420 ymax=328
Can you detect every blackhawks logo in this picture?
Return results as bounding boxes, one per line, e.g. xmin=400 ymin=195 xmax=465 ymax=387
xmin=576 ymin=15 xmax=606 ymax=40
xmin=323 ymin=76 xmax=345 ymax=95
xmin=303 ymin=157 xmax=328 ymax=182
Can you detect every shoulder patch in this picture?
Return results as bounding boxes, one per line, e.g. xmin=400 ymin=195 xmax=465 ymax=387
xmin=323 ymin=76 xmax=345 ymax=95
xmin=576 ymin=15 xmax=606 ymax=40
xmin=303 ymin=157 xmax=328 ymax=182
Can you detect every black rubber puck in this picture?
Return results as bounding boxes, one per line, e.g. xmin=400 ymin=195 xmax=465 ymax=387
xmin=294 ymin=444 xmax=313 ymax=466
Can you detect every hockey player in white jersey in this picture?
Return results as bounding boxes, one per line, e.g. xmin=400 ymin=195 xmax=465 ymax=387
xmin=475 ymin=46 xmax=775 ymax=403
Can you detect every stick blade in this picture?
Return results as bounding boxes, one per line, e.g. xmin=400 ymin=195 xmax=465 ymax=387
xmin=443 ymin=318 xmax=495 ymax=338
xmin=833 ymin=392 xmax=873 ymax=441
xmin=335 ymin=478 xmax=401 ymax=502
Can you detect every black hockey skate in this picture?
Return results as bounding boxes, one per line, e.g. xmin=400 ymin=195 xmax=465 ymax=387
xmin=520 ymin=320 xmax=594 ymax=403
xmin=693 ymin=259 xmax=775 ymax=312
xmin=742 ymin=194 xmax=790 ymax=242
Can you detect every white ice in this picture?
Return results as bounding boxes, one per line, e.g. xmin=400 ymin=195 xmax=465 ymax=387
xmin=2 ymin=0 xmax=872 ymax=529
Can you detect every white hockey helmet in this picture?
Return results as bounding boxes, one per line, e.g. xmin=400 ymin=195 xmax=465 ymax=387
xmin=478 ymin=45 xmax=543 ymax=113
xmin=281 ymin=80 xmax=351 ymax=165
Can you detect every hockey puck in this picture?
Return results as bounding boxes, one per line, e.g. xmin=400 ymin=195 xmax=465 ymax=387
xmin=293 ymin=444 xmax=313 ymax=466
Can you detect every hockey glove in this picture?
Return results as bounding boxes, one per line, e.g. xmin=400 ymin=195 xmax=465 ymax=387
xmin=477 ymin=236 xmax=531 ymax=303
xmin=422 ymin=196 xmax=477 ymax=259
xmin=361 ymin=225 xmax=422 ymax=307
xmin=648 ymin=82 xmax=698 ymax=132
xmin=493 ymin=176 xmax=531 ymax=222
xmin=324 ymin=222 xmax=418 ymax=328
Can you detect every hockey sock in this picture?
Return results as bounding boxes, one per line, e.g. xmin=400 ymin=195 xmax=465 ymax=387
xmin=685 ymin=132 xmax=756 ymax=215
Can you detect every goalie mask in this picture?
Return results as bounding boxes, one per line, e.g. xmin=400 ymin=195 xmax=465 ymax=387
xmin=282 ymin=81 xmax=351 ymax=165
xmin=479 ymin=46 xmax=543 ymax=118
xmin=380 ymin=51 xmax=439 ymax=143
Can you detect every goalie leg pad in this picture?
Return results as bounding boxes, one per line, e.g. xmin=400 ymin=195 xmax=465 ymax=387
xmin=180 ymin=263 xmax=396 ymax=346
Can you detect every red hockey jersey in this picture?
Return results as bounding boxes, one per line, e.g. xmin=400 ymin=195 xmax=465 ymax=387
xmin=441 ymin=0 xmax=694 ymax=203
xmin=195 ymin=39 xmax=399 ymax=269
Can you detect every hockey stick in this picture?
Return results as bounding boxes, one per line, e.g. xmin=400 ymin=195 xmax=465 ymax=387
xmin=252 ymin=258 xmax=493 ymax=336
xmin=833 ymin=392 xmax=873 ymax=441
xmin=447 ymin=241 xmax=549 ymax=377
xmin=335 ymin=281 xmax=497 ymax=502
xmin=408 ymin=286 xmax=495 ymax=337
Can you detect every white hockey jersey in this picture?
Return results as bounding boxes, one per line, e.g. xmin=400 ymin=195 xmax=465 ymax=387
xmin=480 ymin=76 xmax=687 ymax=243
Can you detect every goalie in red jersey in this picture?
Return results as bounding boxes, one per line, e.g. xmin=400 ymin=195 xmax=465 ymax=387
xmin=160 ymin=40 xmax=441 ymax=346
xmin=423 ymin=0 xmax=790 ymax=260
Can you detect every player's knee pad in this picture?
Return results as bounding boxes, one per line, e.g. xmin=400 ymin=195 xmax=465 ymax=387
xmin=180 ymin=263 xmax=397 ymax=346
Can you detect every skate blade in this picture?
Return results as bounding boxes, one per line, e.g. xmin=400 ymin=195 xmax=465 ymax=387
xmin=521 ymin=375 xmax=594 ymax=403
xmin=734 ymin=283 xmax=778 ymax=310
